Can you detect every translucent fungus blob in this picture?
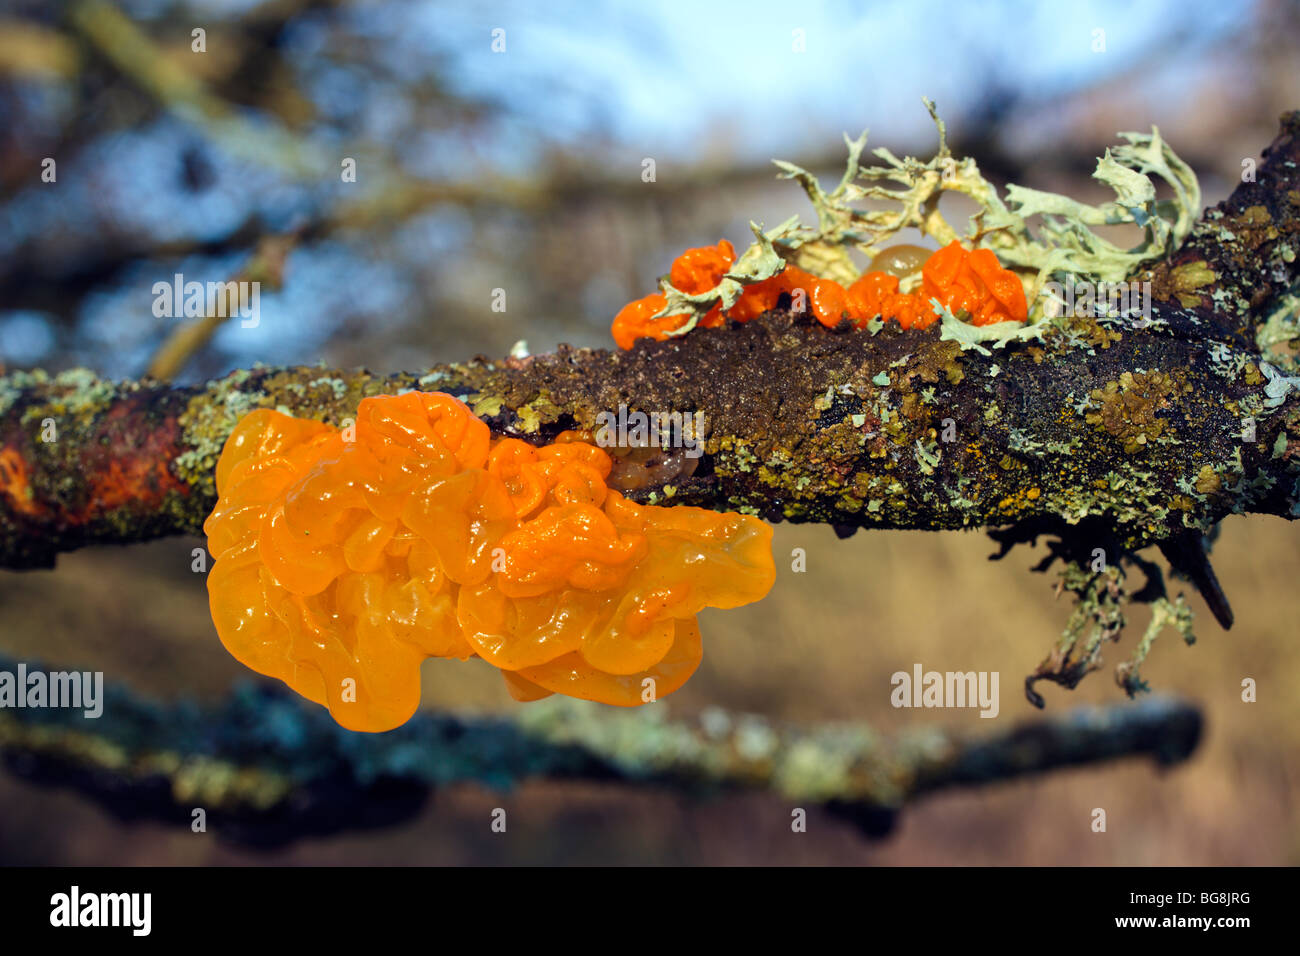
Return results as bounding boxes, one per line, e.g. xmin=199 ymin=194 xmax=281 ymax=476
xmin=606 ymin=444 xmax=700 ymax=492
xmin=203 ymin=391 xmax=775 ymax=732
xmin=611 ymin=238 xmax=1029 ymax=347
xmin=868 ymin=243 xmax=933 ymax=280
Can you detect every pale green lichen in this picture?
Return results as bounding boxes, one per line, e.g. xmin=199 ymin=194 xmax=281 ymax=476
xmin=934 ymin=298 xmax=1046 ymax=355
xmin=469 ymin=393 xmax=505 ymax=418
xmin=175 ymin=368 xmax=264 ymax=487
xmin=776 ymin=101 xmax=1196 ymax=311
xmin=308 ymin=376 xmax=349 ymax=401
xmin=0 ymin=369 xmax=52 ymax=418
xmin=653 ymin=98 xmax=1199 ymax=349
xmin=1116 ymin=594 xmax=1196 ymax=697
xmin=914 ymin=438 xmax=941 ymax=475
xmin=1256 ymin=288 xmax=1300 ymax=373
xmin=1260 ymin=360 xmax=1300 ymax=410
xmin=658 ymin=222 xmax=787 ymax=337
xmin=998 ymin=129 xmax=1199 ymax=282
xmin=3 ymin=368 xmax=119 ymax=427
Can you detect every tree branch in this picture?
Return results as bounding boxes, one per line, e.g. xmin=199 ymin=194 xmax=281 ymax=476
xmin=3 ymin=115 xmax=1299 ymax=585
xmin=0 ymin=652 xmax=1201 ymax=846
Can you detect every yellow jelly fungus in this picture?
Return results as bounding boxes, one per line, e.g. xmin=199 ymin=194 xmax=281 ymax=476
xmin=203 ymin=391 xmax=775 ymax=732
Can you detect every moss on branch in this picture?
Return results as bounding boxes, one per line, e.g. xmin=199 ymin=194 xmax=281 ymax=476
xmin=3 ymin=296 xmax=1299 ymax=571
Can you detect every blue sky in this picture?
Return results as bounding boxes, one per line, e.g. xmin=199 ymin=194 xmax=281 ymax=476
xmin=406 ymin=0 xmax=1251 ymax=161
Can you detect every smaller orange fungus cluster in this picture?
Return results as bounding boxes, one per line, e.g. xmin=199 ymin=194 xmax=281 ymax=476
xmin=204 ymin=392 xmax=775 ymax=731
xmin=611 ymin=239 xmax=1028 ymax=349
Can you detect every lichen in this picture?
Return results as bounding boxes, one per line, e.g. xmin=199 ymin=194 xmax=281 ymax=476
xmin=647 ymin=99 xmax=1199 ymax=339
xmin=1084 ymin=370 xmax=1184 ymax=454
xmin=1257 ymin=289 xmax=1300 ymax=372
xmin=1167 ymin=260 xmax=1218 ymax=308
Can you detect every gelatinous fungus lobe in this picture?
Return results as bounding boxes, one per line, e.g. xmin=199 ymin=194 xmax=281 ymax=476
xmin=919 ymin=241 xmax=1028 ymax=327
xmin=610 ymin=239 xmax=1029 ymax=348
xmin=611 ymin=240 xmax=735 ymax=349
xmin=203 ymin=392 xmax=775 ymax=732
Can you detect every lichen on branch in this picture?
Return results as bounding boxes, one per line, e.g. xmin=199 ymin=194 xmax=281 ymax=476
xmin=3 ymin=112 xmax=1300 ymax=706
xmin=658 ymin=98 xmax=1202 ymax=341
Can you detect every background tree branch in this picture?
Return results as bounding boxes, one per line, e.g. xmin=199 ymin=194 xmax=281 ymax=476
xmin=0 ymin=651 xmax=1201 ymax=846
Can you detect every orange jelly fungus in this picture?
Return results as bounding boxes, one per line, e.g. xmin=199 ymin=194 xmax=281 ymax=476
xmin=611 ymin=239 xmax=1028 ymax=347
xmin=203 ymin=391 xmax=775 ymax=732
xmin=0 ymin=447 xmax=39 ymax=516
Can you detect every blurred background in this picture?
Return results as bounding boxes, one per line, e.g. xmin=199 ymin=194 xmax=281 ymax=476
xmin=1 ymin=0 xmax=1298 ymax=864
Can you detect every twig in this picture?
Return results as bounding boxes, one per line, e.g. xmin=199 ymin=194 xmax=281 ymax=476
xmin=144 ymin=233 xmax=295 ymax=381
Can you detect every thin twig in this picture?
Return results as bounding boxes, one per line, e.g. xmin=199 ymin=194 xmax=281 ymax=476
xmin=144 ymin=233 xmax=296 ymax=381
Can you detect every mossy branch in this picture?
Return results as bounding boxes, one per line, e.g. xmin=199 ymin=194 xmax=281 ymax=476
xmin=2 ymin=114 xmax=1299 ymax=704
xmin=0 ymin=652 xmax=1201 ymax=846
xmin=3 ymin=296 xmax=1300 ymax=567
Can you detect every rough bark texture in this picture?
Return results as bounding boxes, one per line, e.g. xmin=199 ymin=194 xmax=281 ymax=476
xmin=2 ymin=113 xmax=1299 ymax=573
